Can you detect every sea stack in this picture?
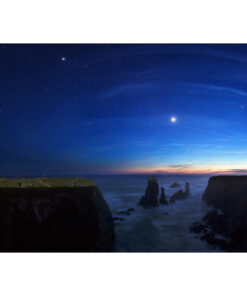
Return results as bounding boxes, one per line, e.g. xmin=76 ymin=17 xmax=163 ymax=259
xmin=170 ymin=182 xmax=180 ymax=188
xmin=138 ymin=176 xmax=159 ymax=208
xmin=159 ymin=186 xmax=168 ymax=205
xmin=0 ymin=177 xmax=115 ymax=252
xmin=170 ymin=182 xmax=190 ymax=200
xmin=185 ymin=182 xmax=190 ymax=195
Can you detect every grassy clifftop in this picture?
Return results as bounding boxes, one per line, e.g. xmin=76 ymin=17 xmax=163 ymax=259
xmin=0 ymin=177 xmax=96 ymax=188
xmin=0 ymin=177 xmax=114 ymax=251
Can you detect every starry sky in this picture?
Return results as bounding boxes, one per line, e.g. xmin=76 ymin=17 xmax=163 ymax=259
xmin=0 ymin=44 xmax=247 ymax=176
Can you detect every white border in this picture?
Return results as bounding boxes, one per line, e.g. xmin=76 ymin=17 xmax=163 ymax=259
xmin=1 ymin=0 xmax=247 ymax=295
xmin=0 ymin=0 xmax=247 ymax=43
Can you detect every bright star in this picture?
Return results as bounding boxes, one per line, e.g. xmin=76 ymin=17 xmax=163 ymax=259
xmin=61 ymin=57 xmax=66 ymax=62
xmin=171 ymin=116 xmax=177 ymax=123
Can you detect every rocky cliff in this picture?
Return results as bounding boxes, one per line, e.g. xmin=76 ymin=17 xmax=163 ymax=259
xmin=203 ymin=175 xmax=247 ymax=213
xmin=138 ymin=176 xmax=159 ymax=208
xmin=192 ymin=175 xmax=247 ymax=251
xmin=0 ymin=178 xmax=115 ymax=252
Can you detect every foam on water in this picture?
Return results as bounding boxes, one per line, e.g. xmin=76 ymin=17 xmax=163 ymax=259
xmin=90 ymin=175 xmax=223 ymax=252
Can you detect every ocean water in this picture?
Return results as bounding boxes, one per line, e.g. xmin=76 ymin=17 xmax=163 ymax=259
xmin=90 ymin=174 xmax=223 ymax=252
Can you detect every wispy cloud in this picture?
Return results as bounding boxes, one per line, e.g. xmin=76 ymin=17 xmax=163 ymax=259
xmin=167 ymin=164 xmax=193 ymax=169
xmin=222 ymin=169 xmax=247 ymax=174
xmin=188 ymin=82 xmax=247 ymax=98
xmin=100 ymin=82 xmax=159 ymax=99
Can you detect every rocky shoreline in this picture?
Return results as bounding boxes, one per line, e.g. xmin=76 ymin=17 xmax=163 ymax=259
xmin=190 ymin=175 xmax=247 ymax=251
xmin=2 ymin=175 xmax=246 ymax=252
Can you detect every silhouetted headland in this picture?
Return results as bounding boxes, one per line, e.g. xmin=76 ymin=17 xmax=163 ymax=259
xmin=190 ymin=175 xmax=247 ymax=251
xmin=0 ymin=177 xmax=115 ymax=252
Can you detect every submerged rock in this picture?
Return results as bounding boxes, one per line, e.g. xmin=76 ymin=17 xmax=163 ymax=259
xmin=0 ymin=177 xmax=115 ymax=252
xmin=169 ymin=182 xmax=181 ymax=188
xmin=171 ymin=190 xmax=185 ymax=200
xmin=169 ymin=196 xmax=176 ymax=204
xmin=116 ymin=210 xmax=130 ymax=216
xmin=138 ymin=176 xmax=159 ymax=208
xmin=189 ymin=222 xmax=208 ymax=234
xmin=202 ymin=209 xmax=226 ymax=234
xmin=159 ymin=187 xmax=168 ymax=205
xmin=127 ymin=208 xmax=135 ymax=212
xmin=113 ymin=217 xmax=125 ymax=221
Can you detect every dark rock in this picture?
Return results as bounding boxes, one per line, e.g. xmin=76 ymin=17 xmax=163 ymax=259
xmin=169 ymin=196 xmax=176 ymax=204
xmin=195 ymin=175 xmax=247 ymax=251
xmin=0 ymin=178 xmax=115 ymax=252
xmin=159 ymin=187 xmax=168 ymax=205
xmin=202 ymin=209 xmax=226 ymax=234
xmin=200 ymin=232 xmax=229 ymax=249
xmin=113 ymin=217 xmax=125 ymax=221
xmin=203 ymin=176 xmax=247 ymax=214
xmin=170 ymin=182 xmax=190 ymax=200
xmin=169 ymin=182 xmax=181 ymax=188
xmin=127 ymin=208 xmax=135 ymax=212
xmin=185 ymin=182 xmax=190 ymax=195
xmin=190 ymin=220 xmax=231 ymax=249
xmin=137 ymin=176 xmax=159 ymax=208
xmin=200 ymin=232 xmax=217 ymax=245
xmin=189 ymin=222 xmax=208 ymax=234
xmin=116 ymin=210 xmax=130 ymax=216
xmin=170 ymin=189 xmax=185 ymax=200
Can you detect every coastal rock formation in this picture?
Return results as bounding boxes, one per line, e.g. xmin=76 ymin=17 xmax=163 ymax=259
xmin=170 ymin=182 xmax=190 ymax=200
xmin=138 ymin=176 xmax=159 ymax=208
xmin=0 ymin=178 xmax=115 ymax=252
xmin=169 ymin=182 xmax=180 ymax=188
xmin=191 ymin=175 xmax=247 ymax=251
xmin=159 ymin=187 xmax=168 ymax=205
xmin=127 ymin=208 xmax=135 ymax=212
xmin=169 ymin=196 xmax=176 ymax=204
xmin=202 ymin=176 xmax=247 ymax=211
xmin=185 ymin=182 xmax=190 ymax=195
xmin=116 ymin=210 xmax=130 ymax=216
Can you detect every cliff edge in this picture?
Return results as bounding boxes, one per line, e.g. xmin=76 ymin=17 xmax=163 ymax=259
xmin=0 ymin=178 xmax=115 ymax=252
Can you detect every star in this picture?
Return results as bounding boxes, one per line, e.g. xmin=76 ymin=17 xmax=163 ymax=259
xmin=170 ymin=116 xmax=177 ymax=123
xmin=61 ymin=57 xmax=66 ymax=62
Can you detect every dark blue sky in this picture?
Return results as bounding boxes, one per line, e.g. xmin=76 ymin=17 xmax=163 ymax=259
xmin=0 ymin=44 xmax=247 ymax=175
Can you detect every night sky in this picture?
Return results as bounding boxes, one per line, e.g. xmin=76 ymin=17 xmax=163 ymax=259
xmin=0 ymin=44 xmax=247 ymax=176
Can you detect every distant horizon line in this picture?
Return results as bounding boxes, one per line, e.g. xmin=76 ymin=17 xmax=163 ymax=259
xmin=1 ymin=172 xmax=247 ymax=178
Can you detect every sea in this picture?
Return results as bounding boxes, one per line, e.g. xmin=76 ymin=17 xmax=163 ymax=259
xmin=87 ymin=174 xmax=223 ymax=252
